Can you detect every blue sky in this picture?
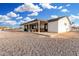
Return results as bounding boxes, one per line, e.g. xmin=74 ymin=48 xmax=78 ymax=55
xmin=0 ymin=3 xmax=79 ymax=28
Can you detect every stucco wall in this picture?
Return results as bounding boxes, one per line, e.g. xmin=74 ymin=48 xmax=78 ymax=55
xmin=58 ymin=17 xmax=71 ymax=33
xmin=48 ymin=21 xmax=58 ymax=32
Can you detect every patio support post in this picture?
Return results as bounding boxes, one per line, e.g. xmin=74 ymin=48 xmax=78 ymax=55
xmin=38 ymin=21 xmax=40 ymax=32
xmin=28 ymin=24 xmax=30 ymax=32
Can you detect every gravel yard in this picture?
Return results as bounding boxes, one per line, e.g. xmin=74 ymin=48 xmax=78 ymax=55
xmin=0 ymin=31 xmax=79 ymax=56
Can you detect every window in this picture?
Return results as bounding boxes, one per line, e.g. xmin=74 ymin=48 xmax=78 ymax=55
xmin=32 ymin=24 xmax=37 ymax=29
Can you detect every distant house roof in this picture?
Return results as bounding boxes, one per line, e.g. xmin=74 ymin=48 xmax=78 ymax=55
xmin=48 ymin=16 xmax=72 ymax=24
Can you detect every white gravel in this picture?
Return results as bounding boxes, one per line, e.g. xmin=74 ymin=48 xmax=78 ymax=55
xmin=0 ymin=32 xmax=79 ymax=56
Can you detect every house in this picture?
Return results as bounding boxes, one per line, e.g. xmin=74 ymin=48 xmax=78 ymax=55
xmin=21 ymin=16 xmax=71 ymax=33
xmin=48 ymin=16 xmax=71 ymax=33
xmin=21 ymin=19 xmax=48 ymax=32
xmin=71 ymin=26 xmax=79 ymax=31
xmin=0 ymin=26 xmax=10 ymax=31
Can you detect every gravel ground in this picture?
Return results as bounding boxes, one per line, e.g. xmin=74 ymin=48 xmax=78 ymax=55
xmin=0 ymin=31 xmax=79 ymax=56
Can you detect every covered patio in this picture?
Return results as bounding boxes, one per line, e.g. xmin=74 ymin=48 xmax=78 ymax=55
xmin=22 ymin=19 xmax=48 ymax=32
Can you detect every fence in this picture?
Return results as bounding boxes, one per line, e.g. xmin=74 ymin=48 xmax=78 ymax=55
xmin=71 ymin=27 xmax=79 ymax=32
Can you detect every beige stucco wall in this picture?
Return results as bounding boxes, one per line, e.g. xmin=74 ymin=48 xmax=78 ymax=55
xmin=48 ymin=21 xmax=58 ymax=32
xmin=58 ymin=17 xmax=71 ymax=33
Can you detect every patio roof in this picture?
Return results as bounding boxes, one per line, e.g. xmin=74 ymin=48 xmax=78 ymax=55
xmin=21 ymin=16 xmax=72 ymax=25
xmin=21 ymin=19 xmax=47 ymax=25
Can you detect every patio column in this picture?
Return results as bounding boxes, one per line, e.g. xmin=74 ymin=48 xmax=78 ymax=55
xmin=38 ymin=21 xmax=40 ymax=32
xmin=28 ymin=24 xmax=30 ymax=32
xmin=24 ymin=25 xmax=27 ymax=31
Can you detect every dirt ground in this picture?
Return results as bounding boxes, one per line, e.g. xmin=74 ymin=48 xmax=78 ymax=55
xmin=0 ymin=31 xmax=79 ymax=56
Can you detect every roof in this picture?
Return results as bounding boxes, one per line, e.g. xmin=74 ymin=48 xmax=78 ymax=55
xmin=48 ymin=16 xmax=72 ymax=24
xmin=21 ymin=16 xmax=72 ymax=25
xmin=21 ymin=19 xmax=47 ymax=25
xmin=48 ymin=16 xmax=65 ymax=22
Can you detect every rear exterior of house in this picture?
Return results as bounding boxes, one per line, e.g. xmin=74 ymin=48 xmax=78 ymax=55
xmin=21 ymin=16 xmax=71 ymax=33
xmin=48 ymin=17 xmax=71 ymax=33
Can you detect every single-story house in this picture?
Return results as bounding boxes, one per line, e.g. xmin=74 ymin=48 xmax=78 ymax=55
xmin=48 ymin=16 xmax=71 ymax=33
xmin=21 ymin=16 xmax=71 ymax=33
xmin=21 ymin=19 xmax=48 ymax=32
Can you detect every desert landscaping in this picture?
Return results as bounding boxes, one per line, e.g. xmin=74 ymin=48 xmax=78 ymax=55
xmin=0 ymin=31 xmax=79 ymax=56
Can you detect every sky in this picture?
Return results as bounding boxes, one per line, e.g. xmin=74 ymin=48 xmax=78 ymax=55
xmin=0 ymin=3 xmax=79 ymax=28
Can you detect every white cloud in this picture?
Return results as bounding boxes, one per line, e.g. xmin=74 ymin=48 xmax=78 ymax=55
xmin=14 ymin=3 xmax=42 ymax=12
xmin=51 ymin=15 xmax=58 ymax=18
xmin=23 ymin=17 xmax=34 ymax=22
xmin=7 ymin=12 xmax=19 ymax=17
xmin=0 ymin=15 xmax=10 ymax=21
xmin=19 ymin=17 xmax=34 ymax=24
xmin=18 ymin=20 xmax=27 ymax=24
xmin=40 ymin=3 xmax=57 ymax=9
xmin=0 ymin=14 xmax=17 ymax=25
xmin=0 ymin=20 xmax=17 ymax=25
xmin=5 ymin=21 xmax=17 ymax=25
xmin=69 ymin=15 xmax=79 ymax=21
xmin=66 ymin=4 xmax=71 ymax=7
xmin=28 ymin=12 xmax=38 ymax=16
xmin=18 ymin=20 xmax=25 ymax=24
xmin=16 ymin=16 xmax=23 ymax=19
xmin=69 ymin=15 xmax=79 ymax=26
xmin=61 ymin=9 xmax=69 ymax=12
xmin=58 ymin=6 xmax=63 ymax=9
